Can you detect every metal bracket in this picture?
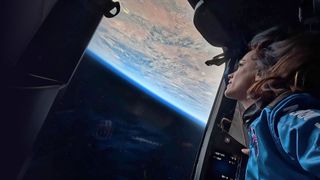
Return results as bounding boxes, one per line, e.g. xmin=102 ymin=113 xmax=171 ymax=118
xmin=205 ymin=53 xmax=226 ymax=66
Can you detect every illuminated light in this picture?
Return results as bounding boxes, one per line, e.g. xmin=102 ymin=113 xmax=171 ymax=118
xmin=212 ymin=156 xmax=222 ymax=160
xmin=214 ymin=151 xmax=225 ymax=157
xmin=221 ymin=175 xmax=230 ymax=179
xmin=224 ymin=137 xmax=230 ymax=143
xmin=228 ymin=160 xmax=236 ymax=165
xmin=230 ymin=156 xmax=237 ymax=160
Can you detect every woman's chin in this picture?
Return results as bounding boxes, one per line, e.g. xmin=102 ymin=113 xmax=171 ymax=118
xmin=224 ymin=90 xmax=235 ymax=99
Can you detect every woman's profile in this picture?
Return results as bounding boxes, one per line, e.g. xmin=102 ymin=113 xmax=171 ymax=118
xmin=225 ymin=28 xmax=320 ymax=179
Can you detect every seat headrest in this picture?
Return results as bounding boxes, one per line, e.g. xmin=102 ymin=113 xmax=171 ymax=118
xmin=189 ymin=0 xmax=300 ymax=48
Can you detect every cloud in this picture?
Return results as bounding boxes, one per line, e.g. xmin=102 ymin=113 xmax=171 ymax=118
xmin=88 ymin=0 xmax=224 ymax=122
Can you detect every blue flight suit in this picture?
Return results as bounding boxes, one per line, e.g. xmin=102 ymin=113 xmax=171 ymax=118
xmin=243 ymin=93 xmax=320 ymax=179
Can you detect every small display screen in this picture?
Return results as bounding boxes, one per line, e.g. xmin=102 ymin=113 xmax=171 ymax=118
xmin=207 ymin=151 xmax=241 ymax=180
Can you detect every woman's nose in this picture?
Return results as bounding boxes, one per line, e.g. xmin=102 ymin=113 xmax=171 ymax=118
xmin=228 ymin=73 xmax=233 ymax=79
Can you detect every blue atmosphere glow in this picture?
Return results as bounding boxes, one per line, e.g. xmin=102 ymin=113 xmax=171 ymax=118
xmin=85 ymin=49 xmax=206 ymax=127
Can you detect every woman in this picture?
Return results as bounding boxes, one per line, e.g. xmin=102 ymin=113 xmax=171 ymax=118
xmin=225 ymin=30 xmax=320 ymax=179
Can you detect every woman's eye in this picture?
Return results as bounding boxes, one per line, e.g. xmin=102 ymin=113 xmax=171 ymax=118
xmin=234 ymin=63 xmax=243 ymax=70
xmin=234 ymin=64 xmax=239 ymax=70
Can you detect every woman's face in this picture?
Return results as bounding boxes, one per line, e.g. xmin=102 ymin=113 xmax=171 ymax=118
xmin=224 ymin=50 xmax=258 ymax=103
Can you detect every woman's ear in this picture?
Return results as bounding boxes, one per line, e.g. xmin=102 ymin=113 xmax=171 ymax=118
xmin=255 ymin=70 xmax=262 ymax=81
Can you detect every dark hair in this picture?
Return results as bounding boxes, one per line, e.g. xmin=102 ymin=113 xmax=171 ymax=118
xmin=249 ymin=26 xmax=302 ymax=78
xmin=248 ymin=31 xmax=320 ymax=104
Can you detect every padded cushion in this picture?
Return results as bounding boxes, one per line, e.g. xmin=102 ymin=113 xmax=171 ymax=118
xmin=190 ymin=0 xmax=300 ymax=48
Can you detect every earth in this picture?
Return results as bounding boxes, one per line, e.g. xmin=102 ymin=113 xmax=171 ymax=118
xmin=87 ymin=0 xmax=224 ymax=124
